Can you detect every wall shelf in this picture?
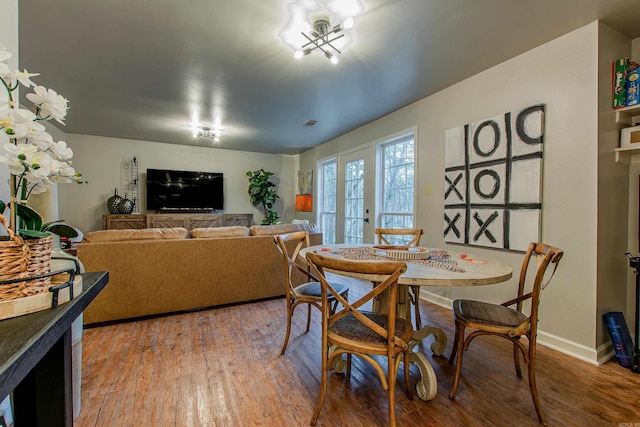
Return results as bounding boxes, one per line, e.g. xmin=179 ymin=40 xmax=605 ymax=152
xmin=615 ymin=146 xmax=640 ymax=165
xmin=615 ymin=104 xmax=640 ymax=126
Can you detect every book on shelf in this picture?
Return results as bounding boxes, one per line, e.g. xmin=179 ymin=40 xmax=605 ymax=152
xmin=612 ymin=57 xmax=640 ymax=109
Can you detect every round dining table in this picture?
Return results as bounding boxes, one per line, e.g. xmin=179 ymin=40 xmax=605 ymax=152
xmin=298 ymin=243 xmax=513 ymax=401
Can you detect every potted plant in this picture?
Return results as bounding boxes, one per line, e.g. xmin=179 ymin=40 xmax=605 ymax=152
xmin=246 ymin=168 xmax=281 ymax=225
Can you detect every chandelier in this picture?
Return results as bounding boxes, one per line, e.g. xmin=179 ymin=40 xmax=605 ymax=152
xmin=188 ymin=111 xmax=224 ymax=142
xmin=279 ymin=0 xmax=364 ymax=64
xmin=295 ymin=16 xmax=354 ymax=64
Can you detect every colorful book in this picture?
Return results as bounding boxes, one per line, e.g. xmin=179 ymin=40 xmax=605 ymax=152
xmin=613 ymin=58 xmax=630 ymax=109
xmin=604 ymin=311 xmax=634 ymax=368
xmin=627 ymin=67 xmax=640 ymax=107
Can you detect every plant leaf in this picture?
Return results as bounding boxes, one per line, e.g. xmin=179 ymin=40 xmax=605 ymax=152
xmin=19 ymin=229 xmax=51 ymax=239
xmin=16 ymin=204 xmax=43 ymax=231
xmin=0 ymin=200 xmax=5 ymax=215
xmin=43 ymin=223 xmax=78 ymax=238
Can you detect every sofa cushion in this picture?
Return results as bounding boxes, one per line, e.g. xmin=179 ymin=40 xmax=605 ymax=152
xmin=84 ymin=227 xmax=189 ymax=242
xmin=190 ymin=226 xmax=250 ymax=238
xmin=249 ymin=223 xmax=319 ymax=236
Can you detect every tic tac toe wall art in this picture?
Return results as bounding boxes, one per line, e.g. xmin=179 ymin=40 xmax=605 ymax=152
xmin=444 ymin=104 xmax=545 ymax=251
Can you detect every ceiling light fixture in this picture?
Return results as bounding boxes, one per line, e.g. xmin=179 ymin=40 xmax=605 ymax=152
xmin=295 ymin=16 xmax=352 ymax=64
xmin=188 ymin=111 xmax=224 ymax=142
xmin=280 ymin=0 xmax=364 ymax=63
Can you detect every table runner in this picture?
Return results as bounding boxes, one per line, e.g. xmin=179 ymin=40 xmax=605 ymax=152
xmin=337 ymin=247 xmax=465 ymax=273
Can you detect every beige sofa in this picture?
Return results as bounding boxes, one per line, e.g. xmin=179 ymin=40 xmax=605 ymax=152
xmin=78 ymin=223 xmax=322 ymax=325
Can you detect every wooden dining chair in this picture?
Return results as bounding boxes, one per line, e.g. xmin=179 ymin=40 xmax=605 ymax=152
xmin=374 ymin=227 xmax=425 ymax=329
xmin=273 ymin=231 xmax=349 ymax=355
xmin=448 ymin=242 xmax=563 ymax=425
xmin=306 ymin=252 xmax=414 ymax=427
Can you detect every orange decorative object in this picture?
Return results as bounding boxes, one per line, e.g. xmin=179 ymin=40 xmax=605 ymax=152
xmin=295 ymin=194 xmax=313 ymax=212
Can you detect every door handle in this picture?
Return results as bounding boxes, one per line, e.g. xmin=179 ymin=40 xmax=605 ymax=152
xmin=363 ymin=218 xmax=369 ymax=223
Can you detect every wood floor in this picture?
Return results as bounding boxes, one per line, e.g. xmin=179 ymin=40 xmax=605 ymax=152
xmin=76 ymin=278 xmax=640 ymax=426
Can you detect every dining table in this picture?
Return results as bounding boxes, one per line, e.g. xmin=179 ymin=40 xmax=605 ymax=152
xmin=298 ymin=243 xmax=513 ymax=401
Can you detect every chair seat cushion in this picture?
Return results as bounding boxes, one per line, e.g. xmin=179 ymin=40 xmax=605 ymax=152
xmin=329 ymin=311 xmax=413 ymax=346
xmin=294 ymin=281 xmax=348 ymax=298
xmin=454 ymin=299 xmax=528 ymax=330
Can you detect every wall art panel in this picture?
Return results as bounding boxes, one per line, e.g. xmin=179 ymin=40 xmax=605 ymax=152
xmin=443 ymin=104 xmax=545 ymax=251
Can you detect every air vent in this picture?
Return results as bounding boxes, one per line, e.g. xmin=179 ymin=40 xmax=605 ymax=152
xmin=303 ymin=120 xmax=318 ymax=127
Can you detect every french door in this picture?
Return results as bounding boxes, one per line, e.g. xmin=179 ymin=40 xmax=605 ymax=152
xmin=338 ymin=147 xmax=373 ymax=243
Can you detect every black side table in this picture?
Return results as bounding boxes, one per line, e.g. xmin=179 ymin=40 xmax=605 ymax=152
xmin=0 ymin=271 xmax=109 ymax=426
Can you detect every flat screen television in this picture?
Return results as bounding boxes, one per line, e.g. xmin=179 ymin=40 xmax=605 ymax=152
xmin=146 ymin=168 xmax=224 ymax=211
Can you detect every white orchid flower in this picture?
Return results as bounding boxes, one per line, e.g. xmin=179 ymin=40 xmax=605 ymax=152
xmin=3 ymin=141 xmax=38 ymax=156
xmin=0 ymin=106 xmax=38 ymax=138
xmin=50 ymin=140 xmax=73 ymax=160
xmin=0 ymin=142 xmax=37 ymax=175
xmin=26 ymin=86 xmax=69 ymax=125
xmin=0 ymin=154 xmax=26 ymax=175
xmin=28 ymin=122 xmax=47 ymax=133
xmin=26 ymin=128 xmax=54 ymax=150
xmin=0 ymin=45 xmax=84 ymax=214
xmin=11 ymin=69 xmax=39 ymax=88
xmin=51 ymin=163 xmax=78 ymax=183
xmin=25 ymin=180 xmax=51 ymax=195
xmin=48 ymin=158 xmax=63 ymax=174
xmin=24 ymin=150 xmax=54 ymax=181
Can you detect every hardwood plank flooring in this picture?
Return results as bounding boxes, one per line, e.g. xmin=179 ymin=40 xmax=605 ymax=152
xmin=76 ymin=278 xmax=640 ymax=426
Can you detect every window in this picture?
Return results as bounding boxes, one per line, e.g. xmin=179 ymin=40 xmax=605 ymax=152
xmin=318 ymin=158 xmax=337 ymax=244
xmin=344 ymin=158 xmax=365 ymax=244
xmin=378 ymin=133 xmax=416 ymax=244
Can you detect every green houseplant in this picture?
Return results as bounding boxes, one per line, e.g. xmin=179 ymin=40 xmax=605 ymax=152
xmin=246 ymin=168 xmax=281 ymax=225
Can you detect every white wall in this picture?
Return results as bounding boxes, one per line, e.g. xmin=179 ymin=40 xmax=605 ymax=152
xmin=623 ymin=38 xmax=640 ymax=343
xmin=300 ymin=22 xmax=601 ymax=360
xmin=62 ymin=134 xmax=298 ymax=232
xmin=0 ymin=0 xmax=19 ymax=228
xmin=596 ymin=23 xmax=632 ymax=350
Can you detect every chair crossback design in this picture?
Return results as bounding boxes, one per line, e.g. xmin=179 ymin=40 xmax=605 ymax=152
xmin=448 ymin=242 xmax=563 ymax=425
xmin=273 ymin=231 xmax=349 ymax=355
xmin=306 ymin=252 xmax=413 ymax=427
xmin=374 ymin=227 xmax=425 ymax=329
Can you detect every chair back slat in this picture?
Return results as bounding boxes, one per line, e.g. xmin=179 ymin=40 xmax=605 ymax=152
xmin=374 ymin=228 xmax=424 ymax=247
xmin=306 ymin=252 xmax=407 ymax=344
xmin=512 ymin=242 xmax=563 ymax=332
xmin=274 ymin=231 xmax=310 ymax=297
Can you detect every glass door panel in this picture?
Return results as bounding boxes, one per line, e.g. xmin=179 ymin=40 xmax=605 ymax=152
xmin=338 ymin=147 xmax=372 ymax=243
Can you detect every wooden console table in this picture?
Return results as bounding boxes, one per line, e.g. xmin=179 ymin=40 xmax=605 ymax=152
xmin=0 ymin=271 xmax=109 ymax=426
xmin=103 ymin=213 xmax=253 ymax=230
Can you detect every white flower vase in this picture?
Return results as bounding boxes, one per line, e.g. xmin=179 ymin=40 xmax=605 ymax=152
xmin=51 ymin=234 xmax=85 ymax=420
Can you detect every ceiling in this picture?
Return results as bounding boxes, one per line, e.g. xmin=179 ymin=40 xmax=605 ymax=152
xmin=18 ymin=0 xmax=640 ymax=155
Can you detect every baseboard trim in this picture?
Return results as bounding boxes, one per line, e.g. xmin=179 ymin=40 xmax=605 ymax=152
xmin=419 ymin=290 xmax=608 ymax=366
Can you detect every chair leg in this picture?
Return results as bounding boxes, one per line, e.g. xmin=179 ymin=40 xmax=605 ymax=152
xmin=448 ymin=320 xmax=460 ymax=365
xmin=387 ymin=354 xmax=397 ymax=427
xmin=280 ymin=299 xmax=293 ymax=355
xmin=513 ymin=341 xmax=522 ymax=378
xmin=410 ymin=285 xmax=422 ymax=329
xmin=527 ymin=346 xmax=547 ymax=425
xmin=403 ymin=351 xmax=413 ymax=401
xmin=346 ymin=353 xmax=352 ymax=382
xmin=305 ymin=304 xmax=312 ymax=333
xmin=449 ymin=322 xmax=466 ymax=399
xmin=310 ymin=345 xmax=329 ymax=426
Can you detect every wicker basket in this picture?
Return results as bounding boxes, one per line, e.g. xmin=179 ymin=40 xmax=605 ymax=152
xmin=0 ymin=215 xmax=53 ymax=301
xmin=369 ymin=245 xmax=431 ymax=260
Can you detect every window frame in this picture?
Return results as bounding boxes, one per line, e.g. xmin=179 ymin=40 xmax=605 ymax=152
xmin=316 ymin=156 xmax=337 ymax=244
xmin=375 ymin=130 xmax=417 ymax=236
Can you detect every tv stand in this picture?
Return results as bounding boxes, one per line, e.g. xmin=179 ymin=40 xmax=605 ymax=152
xmin=103 ymin=213 xmax=253 ymax=231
